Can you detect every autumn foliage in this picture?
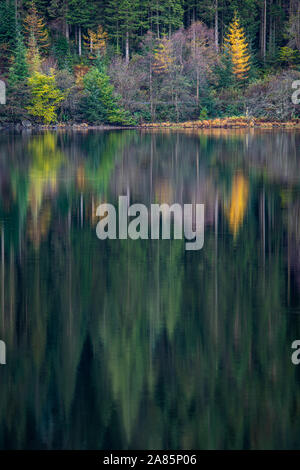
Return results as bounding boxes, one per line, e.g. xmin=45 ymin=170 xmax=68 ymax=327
xmin=224 ymin=12 xmax=251 ymax=81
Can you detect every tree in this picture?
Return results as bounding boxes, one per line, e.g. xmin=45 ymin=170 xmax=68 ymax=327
xmin=287 ymin=0 xmax=300 ymax=52
xmin=24 ymin=1 xmax=50 ymax=52
xmin=9 ymin=32 xmax=29 ymax=85
xmin=81 ymin=59 xmax=134 ymax=124
xmin=48 ymin=0 xmax=70 ymax=40
xmin=105 ymin=0 xmax=141 ymax=63
xmin=153 ymin=37 xmax=174 ymax=74
xmin=186 ymin=21 xmax=216 ymax=103
xmin=0 ymin=0 xmax=16 ymax=72
xmin=83 ymin=25 xmax=108 ymax=58
xmin=27 ymin=71 xmax=65 ymax=123
xmin=150 ymin=0 xmax=183 ymax=38
xmin=224 ymin=12 xmax=251 ymax=82
xmin=0 ymin=0 xmax=15 ymax=45
xmin=26 ymin=32 xmax=42 ymax=73
xmin=66 ymin=0 xmax=95 ymax=56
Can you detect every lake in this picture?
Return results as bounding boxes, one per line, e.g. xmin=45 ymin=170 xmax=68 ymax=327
xmin=0 ymin=129 xmax=300 ymax=449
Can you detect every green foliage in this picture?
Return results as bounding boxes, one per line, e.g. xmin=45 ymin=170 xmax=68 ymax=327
xmin=66 ymin=0 xmax=95 ymax=27
xmin=27 ymin=71 xmax=65 ymax=123
xmin=278 ymin=47 xmax=300 ymax=66
xmin=199 ymin=106 xmax=208 ymax=120
xmin=2 ymin=0 xmax=300 ymax=124
xmin=0 ymin=0 xmax=15 ymax=45
xmin=81 ymin=60 xmax=135 ymax=125
xmin=52 ymin=35 xmax=72 ymax=70
xmin=9 ymin=33 xmax=29 ymax=85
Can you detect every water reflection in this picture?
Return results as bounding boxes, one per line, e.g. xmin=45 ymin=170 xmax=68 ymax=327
xmin=0 ymin=129 xmax=300 ymax=449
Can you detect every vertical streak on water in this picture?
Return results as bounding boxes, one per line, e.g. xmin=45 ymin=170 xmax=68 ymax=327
xmin=262 ymin=190 xmax=266 ymax=268
xmin=1 ymin=227 xmax=4 ymax=331
xmin=80 ymin=193 xmax=83 ymax=228
xmin=150 ymin=135 xmax=153 ymax=204
xmin=68 ymin=207 xmax=72 ymax=338
xmin=288 ymin=222 xmax=291 ymax=307
xmin=10 ymin=245 xmax=13 ymax=329
xmin=214 ymin=194 xmax=219 ymax=354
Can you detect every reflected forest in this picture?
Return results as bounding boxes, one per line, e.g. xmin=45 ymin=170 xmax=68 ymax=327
xmin=0 ymin=130 xmax=300 ymax=449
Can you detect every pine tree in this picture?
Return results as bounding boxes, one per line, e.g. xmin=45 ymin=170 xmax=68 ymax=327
xmin=0 ymin=0 xmax=15 ymax=46
xmin=0 ymin=0 xmax=16 ymax=72
xmin=105 ymin=0 xmax=141 ymax=63
xmin=224 ymin=12 xmax=251 ymax=82
xmin=66 ymin=0 xmax=95 ymax=56
xmin=150 ymin=0 xmax=183 ymax=38
xmin=9 ymin=32 xmax=29 ymax=85
xmin=81 ymin=58 xmax=134 ymax=124
xmin=48 ymin=0 xmax=70 ymax=40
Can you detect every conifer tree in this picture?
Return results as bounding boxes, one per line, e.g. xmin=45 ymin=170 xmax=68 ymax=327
xmin=81 ymin=57 xmax=134 ymax=124
xmin=66 ymin=0 xmax=95 ymax=56
xmin=24 ymin=1 xmax=49 ymax=52
xmin=0 ymin=0 xmax=15 ymax=46
xmin=9 ymin=32 xmax=29 ymax=85
xmin=26 ymin=32 xmax=42 ymax=73
xmin=153 ymin=37 xmax=174 ymax=74
xmin=83 ymin=25 xmax=108 ymax=58
xmin=105 ymin=0 xmax=140 ymax=63
xmin=224 ymin=12 xmax=251 ymax=82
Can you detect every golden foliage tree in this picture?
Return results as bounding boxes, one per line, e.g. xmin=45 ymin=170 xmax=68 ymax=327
xmin=26 ymin=33 xmax=41 ymax=74
xmin=27 ymin=71 xmax=65 ymax=124
xmin=24 ymin=1 xmax=49 ymax=52
xmin=74 ymin=64 xmax=90 ymax=86
xmin=224 ymin=12 xmax=251 ymax=81
xmin=153 ymin=38 xmax=174 ymax=74
xmin=84 ymin=26 xmax=108 ymax=59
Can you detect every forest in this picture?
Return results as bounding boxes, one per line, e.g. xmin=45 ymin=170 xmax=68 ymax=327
xmin=0 ymin=0 xmax=300 ymax=125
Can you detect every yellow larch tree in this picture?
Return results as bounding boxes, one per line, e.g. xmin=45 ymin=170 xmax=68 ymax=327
xmin=224 ymin=12 xmax=251 ymax=81
xmin=24 ymin=1 xmax=49 ymax=52
xmin=26 ymin=33 xmax=41 ymax=74
xmin=84 ymin=26 xmax=108 ymax=59
xmin=153 ymin=38 xmax=174 ymax=74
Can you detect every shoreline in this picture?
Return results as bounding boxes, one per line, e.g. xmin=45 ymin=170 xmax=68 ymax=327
xmin=139 ymin=117 xmax=300 ymax=129
xmin=1 ymin=117 xmax=300 ymax=131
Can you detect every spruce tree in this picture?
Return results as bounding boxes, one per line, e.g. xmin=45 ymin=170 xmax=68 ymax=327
xmin=66 ymin=0 xmax=95 ymax=55
xmin=81 ymin=57 xmax=134 ymax=124
xmin=9 ymin=32 xmax=29 ymax=85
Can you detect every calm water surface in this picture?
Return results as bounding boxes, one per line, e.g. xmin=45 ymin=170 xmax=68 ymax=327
xmin=0 ymin=129 xmax=300 ymax=449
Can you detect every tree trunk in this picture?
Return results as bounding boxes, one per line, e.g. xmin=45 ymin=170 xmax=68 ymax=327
xmin=125 ymin=30 xmax=129 ymax=64
xmin=215 ymin=0 xmax=219 ymax=52
xmin=156 ymin=1 xmax=160 ymax=38
xmin=150 ymin=59 xmax=154 ymax=121
xmin=78 ymin=25 xmax=82 ymax=56
xmin=260 ymin=0 xmax=267 ymax=61
xmin=65 ymin=21 xmax=69 ymax=41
